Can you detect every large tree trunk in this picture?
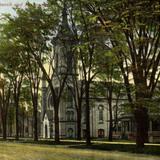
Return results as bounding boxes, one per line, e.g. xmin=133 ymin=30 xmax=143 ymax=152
xmin=134 ymin=76 xmax=150 ymax=148
xmin=108 ymin=86 xmax=113 ymax=141
xmin=33 ymin=107 xmax=38 ymax=141
xmin=77 ymin=108 xmax=82 ymax=140
xmin=54 ymin=106 xmax=60 ymax=144
xmin=2 ymin=118 xmax=7 ymax=140
xmin=33 ymin=94 xmax=38 ymax=141
xmin=9 ymin=119 xmax=12 ymax=137
xmin=27 ymin=114 xmax=29 ymax=137
xmin=134 ymin=106 xmax=149 ymax=148
xmin=15 ymin=101 xmax=19 ymax=140
xmin=85 ymin=82 xmax=91 ymax=145
xmin=14 ymin=78 xmax=22 ymax=140
xmin=108 ymin=105 xmax=113 ymax=141
xmin=22 ymin=110 xmax=25 ymax=138
xmin=33 ymin=103 xmax=38 ymax=141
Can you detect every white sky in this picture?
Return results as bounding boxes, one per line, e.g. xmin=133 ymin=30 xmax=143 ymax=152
xmin=0 ymin=0 xmax=46 ymax=15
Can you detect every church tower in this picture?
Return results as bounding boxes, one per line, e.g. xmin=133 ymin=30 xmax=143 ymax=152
xmin=51 ymin=2 xmax=77 ymax=138
xmin=52 ymin=2 xmax=75 ymax=77
xmin=41 ymin=2 xmax=77 ymax=139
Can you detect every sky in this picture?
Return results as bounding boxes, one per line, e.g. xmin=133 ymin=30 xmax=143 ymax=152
xmin=0 ymin=0 xmax=46 ymax=15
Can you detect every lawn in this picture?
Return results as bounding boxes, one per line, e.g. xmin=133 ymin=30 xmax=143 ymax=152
xmin=0 ymin=141 xmax=160 ymax=160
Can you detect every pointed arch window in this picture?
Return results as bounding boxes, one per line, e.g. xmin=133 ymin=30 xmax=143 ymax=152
xmin=98 ymin=105 xmax=104 ymax=123
xmin=66 ymin=111 xmax=74 ymax=121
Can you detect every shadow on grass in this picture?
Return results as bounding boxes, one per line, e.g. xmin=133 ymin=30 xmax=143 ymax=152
xmin=0 ymin=137 xmax=85 ymax=146
xmin=68 ymin=143 xmax=160 ymax=156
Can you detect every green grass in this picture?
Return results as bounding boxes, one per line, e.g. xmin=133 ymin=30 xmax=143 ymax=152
xmin=0 ymin=141 xmax=160 ymax=160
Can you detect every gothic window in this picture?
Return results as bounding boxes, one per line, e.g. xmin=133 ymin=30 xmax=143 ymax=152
xmin=67 ymin=88 xmax=73 ymax=102
xmin=83 ymin=116 xmax=86 ymax=123
xmin=66 ymin=111 xmax=70 ymax=121
xmin=68 ymin=128 xmax=73 ymax=138
xmin=66 ymin=88 xmax=73 ymax=108
xmin=124 ymin=121 xmax=129 ymax=132
xmin=82 ymin=105 xmax=86 ymax=123
xmin=70 ymin=111 xmax=74 ymax=120
xmin=66 ymin=111 xmax=74 ymax=121
xmin=98 ymin=105 xmax=104 ymax=122
xmin=66 ymin=51 xmax=73 ymax=74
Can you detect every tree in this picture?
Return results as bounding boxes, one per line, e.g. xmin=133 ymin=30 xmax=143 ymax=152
xmin=97 ymin=57 xmax=123 ymax=141
xmin=66 ymin=65 xmax=85 ymax=140
xmin=0 ymin=40 xmax=20 ymax=140
xmin=0 ymin=76 xmax=11 ymax=139
xmin=0 ymin=31 xmax=25 ymax=140
xmin=67 ymin=0 xmax=103 ymax=144
xmin=25 ymin=56 xmax=41 ymax=141
xmin=2 ymin=8 xmax=44 ymax=141
xmin=4 ymin=1 xmax=70 ymax=143
xmin=19 ymin=78 xmax=32 ymax=137
xmin=85 ymin=0 xmax=160 ymax=148
xmin=17 ymin=50 xmax=41 ymax=141
xmin=7 ymin=104 xmax=15 ymax=137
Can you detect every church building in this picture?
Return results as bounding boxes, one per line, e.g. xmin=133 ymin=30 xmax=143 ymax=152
xmin=40 ymin=5 xmax=113 ymax=140
xmin=40 ymin=4 xmax=160 ymax=142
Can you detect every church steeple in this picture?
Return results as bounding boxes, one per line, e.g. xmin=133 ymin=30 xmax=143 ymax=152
xmin=61 ymin=2 xmax=69 ymax=31
xmin=52 ymin=2 xmax=73 ymax=45
xmin=58 ymin=1 xmax=73 ymax=41
xmin=51 ymin=2 xmax=75 ymax=75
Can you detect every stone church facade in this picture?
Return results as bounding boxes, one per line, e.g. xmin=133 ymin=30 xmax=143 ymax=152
xmin=41 ymin=87 xmax=111 ymax=139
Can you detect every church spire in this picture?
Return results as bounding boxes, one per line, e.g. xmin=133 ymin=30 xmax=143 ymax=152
xmin=58 ymin=1 xmax=73 ymax=40
xmin=61 ymin=1 xmax=69 ymax=30
xmin=51 ymin=1 xmax=74 ymax=45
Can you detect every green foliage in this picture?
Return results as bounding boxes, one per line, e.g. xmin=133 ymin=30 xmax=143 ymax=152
xmin=20 ymin=79 xmax=32 ymax=107
xmin=2 ymin=2 xmax=57 ymax=64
